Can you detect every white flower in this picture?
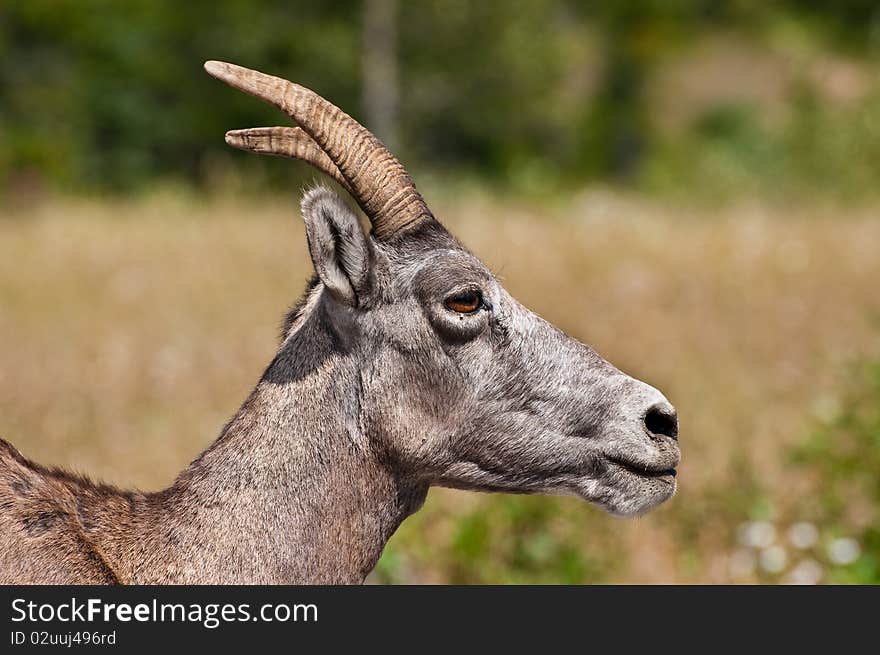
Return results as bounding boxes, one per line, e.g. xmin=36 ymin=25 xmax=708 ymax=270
xmin=827 ymin=538 xmax=860 ymax=565
xmin=788 ymin=522 xmax=819 ymax=550
xmin=738 ymin=521 xmax=776 ymax=549
xmin=759 ymin=546 xmax=788 ymax=573
xmin=783 ymin=559 xmax=824 ymax=585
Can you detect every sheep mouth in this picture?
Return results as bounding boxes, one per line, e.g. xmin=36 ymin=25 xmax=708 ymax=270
xmin=606 ymin=457 xmax=677 ymax=479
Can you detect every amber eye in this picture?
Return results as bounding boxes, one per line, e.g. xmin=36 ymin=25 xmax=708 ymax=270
xmin=444 ymin=290 xmax=482 ymax=314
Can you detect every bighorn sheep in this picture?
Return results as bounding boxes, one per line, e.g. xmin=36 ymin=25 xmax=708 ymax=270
xmin=0 ymin=62 xmax=680 ymax=584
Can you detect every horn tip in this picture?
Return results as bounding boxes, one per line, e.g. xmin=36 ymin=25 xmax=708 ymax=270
xmin=224 ymin=130 xmax=248 ymax=149
xmin=204 ymin=60 xmax=236 ymax=80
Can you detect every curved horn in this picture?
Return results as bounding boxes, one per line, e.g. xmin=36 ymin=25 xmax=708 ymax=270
xmin=205 ymin=60 xmax=434 ymax=240
xmin=225 ymin=127 xmax=352 ymax=194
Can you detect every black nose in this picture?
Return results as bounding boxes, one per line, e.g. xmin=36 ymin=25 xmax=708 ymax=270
xmin=644 ymin=404 xmax=678 ymax=440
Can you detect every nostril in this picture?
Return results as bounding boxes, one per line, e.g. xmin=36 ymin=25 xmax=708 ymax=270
xmin=644 ymin=404 xmax=678 ymax=440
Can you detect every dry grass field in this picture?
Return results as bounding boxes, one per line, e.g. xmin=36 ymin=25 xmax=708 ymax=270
xmin=1 ymin=188 xmax=878 ymax=583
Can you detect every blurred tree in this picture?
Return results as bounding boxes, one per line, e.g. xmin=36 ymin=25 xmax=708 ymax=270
xmin=576 ymin=2 xmax=654 ymax=180
xmin=2 ymin=0 xmax=880 ymax=196
xmin=786 ymin=0 xmax=880 ymax=52
xmin=362 ymin=0 xmax=399 ymax=150
xmin=0 ymin=0 xmax=363 ymax=193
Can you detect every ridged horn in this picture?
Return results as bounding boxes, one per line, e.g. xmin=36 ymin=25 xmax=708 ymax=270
xmin=225 ymin=127 xmax=352 ymax=194
xmin=205 ymin=60 xmax=434 ymax=240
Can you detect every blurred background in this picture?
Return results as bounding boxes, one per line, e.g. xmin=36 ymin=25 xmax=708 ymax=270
xmin=1 ymin=0 xmax=879 ymax=583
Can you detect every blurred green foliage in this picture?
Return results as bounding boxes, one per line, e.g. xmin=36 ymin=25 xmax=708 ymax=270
xmin=787 ymin=356 xmax=880 ymax=583
xmin=3 ymin=1 xmax=880 ymax=198
xmin=372 ymin=495 xmax=620 ymax=584
xmin=644 ymin=88 xmax=880 ymax=203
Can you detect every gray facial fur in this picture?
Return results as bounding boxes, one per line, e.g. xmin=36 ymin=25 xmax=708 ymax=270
xmin=299 ymin=187 xmax=680 ymax=519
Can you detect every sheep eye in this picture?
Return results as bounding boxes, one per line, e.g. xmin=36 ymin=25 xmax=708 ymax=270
xmin=444 ymin=290 xmax=482 ymax=314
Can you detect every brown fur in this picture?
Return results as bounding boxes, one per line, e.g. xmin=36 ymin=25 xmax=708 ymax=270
xmin=0 ymin=440 xmax=122 ymax=583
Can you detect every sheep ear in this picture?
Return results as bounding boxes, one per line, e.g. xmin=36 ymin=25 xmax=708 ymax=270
xmin=300 ymin=187 xmax=371 ymax=307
